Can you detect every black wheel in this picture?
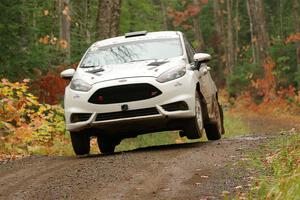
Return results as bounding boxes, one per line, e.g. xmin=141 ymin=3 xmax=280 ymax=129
xmin=184 ymin=92 xmax=203 ymax=139
xmin=219 ymin=103 xmax=225 ymax=134
xmin=70 ymin=131 xmax=90 ymax=155
xmin=205 ymin=100 xmax=224 ymax=140
xmin=97 ymin=137 xmax=116 ymax=154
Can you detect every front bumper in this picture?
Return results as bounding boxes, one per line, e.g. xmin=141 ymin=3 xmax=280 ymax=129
xmin=64 ymin=75 xmax=197 ymax=132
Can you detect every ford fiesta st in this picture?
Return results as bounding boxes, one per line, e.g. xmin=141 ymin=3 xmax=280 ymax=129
xmin=61 ymin=31 xmax=225 ymax=155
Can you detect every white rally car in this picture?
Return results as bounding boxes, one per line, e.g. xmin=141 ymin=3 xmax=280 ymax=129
xmin=61 ymin=31 xmax=224 ymax=155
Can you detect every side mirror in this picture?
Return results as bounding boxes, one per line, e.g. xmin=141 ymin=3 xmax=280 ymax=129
xmin=193 ymin=53 xmax=212 ymax=63
xmin=60 ymin=68 xmax=75 ymax=80
xmin=193 ymin=53 xmax=211 ymax=70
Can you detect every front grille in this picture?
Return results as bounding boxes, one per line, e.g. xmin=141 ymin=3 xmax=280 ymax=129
xmin=71 ymin=113 xmax=92 ymax=123
xmin=88 ymin=83 xmax=162 ymax=104
xmin=95 ymin=107 xmax=159 ymax=121
xmin=162 ymin=101 xmax=189 ymax=112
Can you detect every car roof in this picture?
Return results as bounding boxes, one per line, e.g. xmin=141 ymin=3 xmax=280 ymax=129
xmin=91 ymin=31 xmax=182 ymax=48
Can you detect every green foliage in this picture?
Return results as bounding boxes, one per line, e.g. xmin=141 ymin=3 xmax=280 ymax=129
xmin=227 ymin=61 xmax=261 ymax=96
xmin=271 ymin=42 xmax=298 ymax=88
xmin=120 ymin=0 xmax=165 ymax=33
xmin=0 ymin=0 xmax=64 ymax=80
xmin=0 ymin=0 xmax=299 ymax=94
xmin=222 ymin=112 xmax=251 ymax=138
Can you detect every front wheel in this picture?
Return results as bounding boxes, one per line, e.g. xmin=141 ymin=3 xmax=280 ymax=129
xmin=205 ymin=101 xmax=224 ymax=140
xmin=184 ymin=92 xmax=203 ymax=139
xmin=70 ymin=131 xmax=90 ymax=155
xmin=97 ymin=137 xmax=117 ymax=154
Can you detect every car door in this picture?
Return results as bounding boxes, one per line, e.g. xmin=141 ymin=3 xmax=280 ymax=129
xmin=183 ymin=37 xmax=217 ymax=119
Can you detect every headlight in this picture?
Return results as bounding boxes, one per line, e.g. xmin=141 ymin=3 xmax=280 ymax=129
xmin=156 ymin=66 xmax=186 ymax=83
xmin=70 ymin=79 xmax=92 ymax=92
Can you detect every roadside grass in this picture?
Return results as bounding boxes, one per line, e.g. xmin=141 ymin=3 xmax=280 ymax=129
xmin=233 ymin=132 xmax=300 ymax=200
xmin=115 ymin=131 xmax=188 ymax=152
xmin=223 ymin=111 xmax=251 ymax=138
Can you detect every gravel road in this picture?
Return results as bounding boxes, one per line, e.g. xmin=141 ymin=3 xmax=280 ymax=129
xmin=0 ymin=136 xmax=267 ymax=200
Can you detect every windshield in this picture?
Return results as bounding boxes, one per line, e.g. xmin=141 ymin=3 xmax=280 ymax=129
xmin=80 ymin=38 xmax=183 ymax=67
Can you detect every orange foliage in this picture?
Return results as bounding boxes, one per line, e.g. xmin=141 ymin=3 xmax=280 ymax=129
xmin=223 ymin=57 xmax=300 ymax=115
xmin=33 ymin=72 xmax=67 ymax=104
xmin=251 ymin=57 xmax=276 ymax=102
xmin=0 ymin=79 xmax=68 ymax=157
xmin=228 ymin=90 xmax=300 ymax=115
xmin=39 ymin=35 xmax=50 ymax=45
xmin=30 ymin=64 xmax=77 ymax=104
xmin=285 ymin=32 xmax=300 ymax=44
xmin=59 ymin=39 xmax=69 ymax=49
xmin=167 ymin=0 xmax=208 ymax=29
xmin=38 ymin=35 xmax=68 ymax=49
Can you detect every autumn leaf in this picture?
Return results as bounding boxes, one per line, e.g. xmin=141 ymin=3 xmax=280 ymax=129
xmin=39 ymin=35 xmax=50 ymax=45
xmin=59 ymin=39 xmax=68 ymax=49
xmin=50 ymin=37 xmax=57 ymax=45
xmin=62 ymin=5 xmax=69 ymax=15
xmin=43 ymin=9 xmax=49 ymax=16
xmin=285 ymin=32 xmax=300 ymax=43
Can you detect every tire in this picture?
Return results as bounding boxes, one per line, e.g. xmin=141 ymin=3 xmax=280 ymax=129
xmin=205 ymin=100 xmax=224 ymax=140
xmin=184 ymin=92 xmax=203 ymax=139
xmin=70 ymin=131 xmax=90 ymax=155
xmin=97 ymin=137 xmax=116 ymax=154
xmin=219 ymin=103 xmax=225 ymax=134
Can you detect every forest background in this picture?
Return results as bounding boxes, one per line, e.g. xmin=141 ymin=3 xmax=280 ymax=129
xmin=1 ymin=0 xmax=300 ymax=102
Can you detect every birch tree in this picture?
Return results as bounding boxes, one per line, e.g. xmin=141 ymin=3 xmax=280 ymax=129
xmin=246 ymin=0 xmax=270 ymax=67
xmin=58 ymin=0 xmax=71 ymax=63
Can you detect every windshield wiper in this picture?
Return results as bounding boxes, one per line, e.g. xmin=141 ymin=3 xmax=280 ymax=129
xmin=86 ymin=68 xmax=105 ymax=73
xmin=80 ymin=65 xmax=98 ymax=68
xmin=130 ymin=58 xmax=156 ymax=63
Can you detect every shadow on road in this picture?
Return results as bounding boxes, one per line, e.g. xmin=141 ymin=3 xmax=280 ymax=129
xmin=81 ymin=140 xmax=217 ymax=159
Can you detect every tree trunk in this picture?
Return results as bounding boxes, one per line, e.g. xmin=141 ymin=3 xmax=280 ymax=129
xmin=59 ymin=0 xmax=71 ymax=63
xmin=234 ymin=0 xmax=240 ymax=64
xmin=226 ymin=0 xmax=235 ymax=73
xmin=96 ymin=0 xmax=122 ymax=40
xmin=213 ymin=0 xmax=226 ymax=76
xmin=246 ymin=0 xmax=270 ymax=67
xmin=85 ymin=0 xmax=91 ymax=44
xmin=110 ymin=0 xmax=122 ymax=37
xmin=293 ymin=0 xmax=300 ymax=69
xmin=192 ymin=0 xmax=205 ymax=52
xmin=246 ymin=0 xmax=257 ymax=65
xmin=160 ymin=0 xmax=168 ymax=30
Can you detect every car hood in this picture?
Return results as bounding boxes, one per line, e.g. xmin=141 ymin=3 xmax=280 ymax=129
xmin=73 ymin=56 xmax=187 ymax=84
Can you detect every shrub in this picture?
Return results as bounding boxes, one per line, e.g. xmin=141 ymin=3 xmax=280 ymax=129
xmin=0 ymin=79 xmax=70 ymax=156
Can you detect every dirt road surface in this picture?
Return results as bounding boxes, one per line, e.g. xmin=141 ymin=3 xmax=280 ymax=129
xmin=0 ymin=135 xmax=269 ymax=200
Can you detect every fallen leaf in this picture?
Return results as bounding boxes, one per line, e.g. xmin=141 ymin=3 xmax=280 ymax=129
xmin=221 ymin=191 xmax=230 ymax=197
xmin=235 ymin=185 xmax=243 ymax=189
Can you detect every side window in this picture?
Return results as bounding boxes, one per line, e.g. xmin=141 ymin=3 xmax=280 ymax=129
xmin=183 ymin=36 xmax=195 ymax=64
